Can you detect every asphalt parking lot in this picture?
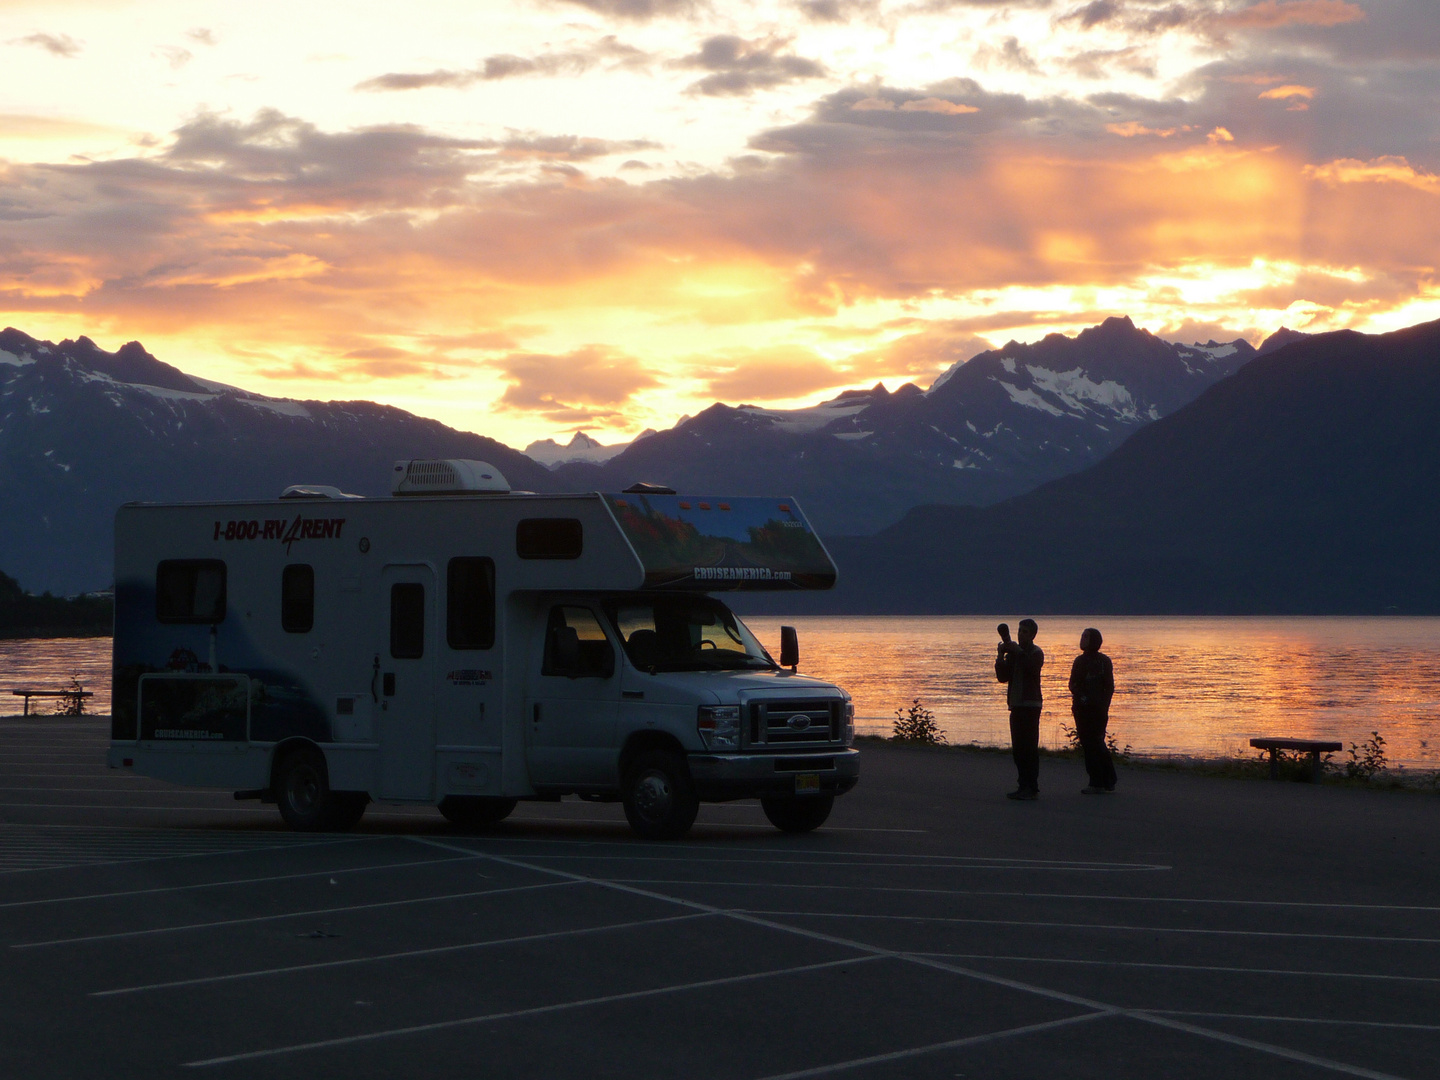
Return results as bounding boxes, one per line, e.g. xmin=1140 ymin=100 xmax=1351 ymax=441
xmin=3 ymin=717 xmax=1439 ymax=1079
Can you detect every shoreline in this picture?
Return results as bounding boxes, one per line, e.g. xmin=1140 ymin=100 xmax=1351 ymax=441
xmin=856 ymin=734 xmax=1440 ymax=790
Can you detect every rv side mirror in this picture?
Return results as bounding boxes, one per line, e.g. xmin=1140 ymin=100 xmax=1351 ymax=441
xmin=552 ymin=625 xmax=582 ymax=675
xmin=779 ymin=625 xmax=799 ymax=671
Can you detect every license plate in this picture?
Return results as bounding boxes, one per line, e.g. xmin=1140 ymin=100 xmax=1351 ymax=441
xmin=795 ymin=773 xmax=821 ymax=795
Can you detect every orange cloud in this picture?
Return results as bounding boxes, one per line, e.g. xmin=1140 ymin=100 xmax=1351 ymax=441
xmin=1217 ymin=0 xmax=1366 ymax=29
xmin=1258 ymin=84 xmax=1315 ymax=100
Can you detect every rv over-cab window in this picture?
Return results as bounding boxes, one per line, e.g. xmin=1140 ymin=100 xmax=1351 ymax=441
xmin=447 ymin=557 xmax=495 ymax=650
xmin=390 ymin=583 xmax=425 ymax=659
xmin=281 ymin=565 xmax=314 ymax=634
xmin=156 ymin=560 xmax=227 ymax=623
xmin=516 ymin=518 xmax=583 ymax=560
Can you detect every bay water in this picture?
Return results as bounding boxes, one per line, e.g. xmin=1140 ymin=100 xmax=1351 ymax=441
xmin=5 ymin=617 xmax=1440 ymax=769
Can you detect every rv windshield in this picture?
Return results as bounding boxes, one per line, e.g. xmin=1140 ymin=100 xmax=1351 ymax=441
xmin=604 ymin=595 xmax=775 ymax=673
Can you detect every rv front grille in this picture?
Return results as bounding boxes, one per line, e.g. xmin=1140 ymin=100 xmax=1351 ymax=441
xmin=748 ymin=700 xmax=841 ymax=746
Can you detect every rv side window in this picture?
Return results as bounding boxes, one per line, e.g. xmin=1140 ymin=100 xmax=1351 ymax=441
xmin=281 ymin=565 xmax=314 ymax=633
xmin=447 ymin=557 xmax=495 ymax=650
xmin=543 ymin=606 xmax=614 ymax=678
xmin=516 ymin=518 xmax=583 ymax=560
xmin=156 ymin=560 xmax=227 ymax=623
xmin=390 ymin=583 xmax=425 ymax=659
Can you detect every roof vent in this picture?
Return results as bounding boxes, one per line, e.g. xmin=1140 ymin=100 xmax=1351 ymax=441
xmin=280 ymin=484 xmax=363 ymax=500
xmin=391 ymin=459 xmax=511 ymax=496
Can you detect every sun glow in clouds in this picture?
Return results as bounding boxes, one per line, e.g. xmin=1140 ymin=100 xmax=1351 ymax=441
xmin=0 ymin=0 xmax=1434 ymax=447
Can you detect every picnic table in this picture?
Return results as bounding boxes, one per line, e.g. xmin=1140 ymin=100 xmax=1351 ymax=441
xmin=1250 ymin=737 xmax=1343 ymax=782
xmin=10 ymin=689 xmax=94 ymax=716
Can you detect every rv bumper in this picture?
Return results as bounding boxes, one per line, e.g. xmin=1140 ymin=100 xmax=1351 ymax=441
xmin=686 ymin=747 xmax=860 ymax=800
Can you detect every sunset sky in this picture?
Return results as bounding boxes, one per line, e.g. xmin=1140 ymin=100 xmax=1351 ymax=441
xmin=1 ymin=0 xmax=1436 ymax=448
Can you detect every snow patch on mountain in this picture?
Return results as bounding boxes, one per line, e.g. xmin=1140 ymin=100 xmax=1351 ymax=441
xmin=526 ymin=430 xmax=630 ymax=467
xmin=1026 ymin=366 xmax=1138 ymax=418
xmin=995 ymin=380 xmax=1067 ymax=417
xmin=241 ymin=398 xmax=312 ymax=418
xmin=0 ymin=350 xmax=36 ymax=368
xmin=735 ymin=399 xmax=870 ymax=434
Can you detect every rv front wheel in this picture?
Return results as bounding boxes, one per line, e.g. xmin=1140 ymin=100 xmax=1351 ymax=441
xmin=622 ymin=750 xmax=698 ymax=840
xmin=438 ymin=796 xmax=517 ymax=830
xmin=760 ymin=793 xmax=834 ymax=833
xmin=275 ymin=748 xmax=337 ymax=832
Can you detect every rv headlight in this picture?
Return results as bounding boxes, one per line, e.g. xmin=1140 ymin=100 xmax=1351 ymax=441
xmin=843 ymin=700 xmax=855 ymax=746
xmin=697 ymin=705 xmax=741 ymax=750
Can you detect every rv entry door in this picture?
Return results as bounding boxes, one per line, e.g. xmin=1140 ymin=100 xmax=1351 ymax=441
xmin=377 ymin=565 xmax=437 ymax=800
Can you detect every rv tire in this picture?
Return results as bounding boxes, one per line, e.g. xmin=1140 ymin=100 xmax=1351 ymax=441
xmin=760 ymin=793 xmax=834 ymax=833
xmin=325 ymin=792 xmax=370 ymax=832
xmin=438 ymin=796 xmax=517 ymax=829
xmin=622 ymin=750 xmax=698 ymax=840
xmin=274 ymin=747 xmax=342 ymax=832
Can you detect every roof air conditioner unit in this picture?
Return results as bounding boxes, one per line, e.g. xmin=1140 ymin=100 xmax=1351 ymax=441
xmin=391 ymin=459 xmax=511 ymax=496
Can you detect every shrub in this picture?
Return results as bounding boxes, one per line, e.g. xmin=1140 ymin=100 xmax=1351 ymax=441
xmin=892 ymin=699 xmax=946 ymax=745
xmin=1340 ymin=731 xmax=1388 ymax=781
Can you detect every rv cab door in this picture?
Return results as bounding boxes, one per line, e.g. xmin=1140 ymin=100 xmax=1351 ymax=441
xmin=526 ymin=603 xmax=619 ymax=788
xmin=377 ymin=565 xmax=437 ymax=800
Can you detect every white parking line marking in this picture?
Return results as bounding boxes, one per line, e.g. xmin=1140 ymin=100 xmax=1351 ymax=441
xmin=12 ymin=880 xmax=575 ymax=948
xmin=96 ymin=912 xmax=711 ymax=996
xmin=0 ymin=827 xmax=364 ymax=875
xmin=739 ymin=910 xmax=1440 ymax=945
xmin=522 ymin=853 xmax=1170 ymax=871
xmin=416 ymin=838 xmax=1412 ymax=1080
xmin=612 ymin=879 xmax=1440 ymax=914
xmin=0 ymin=855 xmax=475 ymax=910
xmin=183 ymin=955 xmax=882 ymax=1067
xmin=914 ymin=952 xmax=1440 ymax=984
xmin=750 ymin=1012 xmax=1114 ymax=1080
xmin=461 ymin=835 xmax=1170 ymax=868
xmin=1150 ymin=1011 xmax=1440 ymax=1032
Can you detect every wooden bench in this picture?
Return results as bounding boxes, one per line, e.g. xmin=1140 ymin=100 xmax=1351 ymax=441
xmin=10 ymin=689 xmax=94 ymax=716
xmin=1250 ymin=737 xmax=1343 ymax=782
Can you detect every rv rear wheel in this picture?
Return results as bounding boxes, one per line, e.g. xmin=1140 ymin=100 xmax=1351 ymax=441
xmin=438 ymin=796 xmax=517 ymax=830
xmin=760 ymin=793 xmax=834 ymax=833
xmin=622 ymin=750 xmax=698 ymax=840
xmin=275 ymin=747 xmax=343 ymax=832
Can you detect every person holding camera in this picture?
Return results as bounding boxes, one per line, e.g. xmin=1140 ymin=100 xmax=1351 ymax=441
xmin=1070 ymin=627 xmax=1116 ymax=794
xmin=996 ymin=618 xmax=1044 ymax=800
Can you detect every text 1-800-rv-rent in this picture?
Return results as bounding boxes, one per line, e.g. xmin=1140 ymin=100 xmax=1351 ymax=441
xmin=108 ymin=461 xmax=858 ymax=839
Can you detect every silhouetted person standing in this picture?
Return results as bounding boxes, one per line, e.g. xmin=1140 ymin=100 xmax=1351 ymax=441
xmin=996 ymin=618 xmax=1044 ymax=800
xmin=1069 ymin=627 xmax=1116 ymax=794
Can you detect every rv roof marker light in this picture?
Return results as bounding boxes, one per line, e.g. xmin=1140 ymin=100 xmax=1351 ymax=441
xmin=614 ymin=499 xmax=629 ymax=508
xmin=679 ymin=502 xmax=692 ymax=510
xmin=719 ymin=503 xmax=731 ymax=511
xmin=779 ymin=504 xmax=791 ymax=513
xmin=279 ymin=485 xmax=362 ymax=500
xmin=622 ymin=482 xmax=676 ymax=495
xmin=698 ymin=502 xmax=711 ymax=510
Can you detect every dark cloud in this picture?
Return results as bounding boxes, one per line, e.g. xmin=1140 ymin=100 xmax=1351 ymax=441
xmin=553 ymin=0 xmax=699 ymax=18
xmin=974 ymin=36 xmax=1041 ymax=74
xmin=8 ymin=32 xmax=81 ymax=57
xmin=678 ymin=36 xmax=826 ymax=96
xmin=797 ymin=0 xmax=881 ymax=22
xmin=356 ymin=37 xmax=648 ymax=91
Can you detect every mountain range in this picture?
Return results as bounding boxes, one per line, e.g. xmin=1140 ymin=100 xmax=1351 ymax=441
xmin=546 ymin=317 xmax=1263 ymax=536
xmin=0 ymin=318 xmax=1289 ymax=597
xmin=750 ymin=318 xmax=1440 ymax=615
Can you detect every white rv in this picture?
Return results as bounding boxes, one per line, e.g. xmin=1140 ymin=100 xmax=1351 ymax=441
xmin=107 ymin=461 xmax=858 ymax=839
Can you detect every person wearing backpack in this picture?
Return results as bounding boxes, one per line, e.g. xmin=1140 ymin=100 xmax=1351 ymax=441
xmin=1070 ymin=627 xmax=1116 ymax=794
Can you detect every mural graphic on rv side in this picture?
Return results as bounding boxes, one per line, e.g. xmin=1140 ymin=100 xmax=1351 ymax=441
xmin=603 ymin=494 xmax=837 ymax=590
